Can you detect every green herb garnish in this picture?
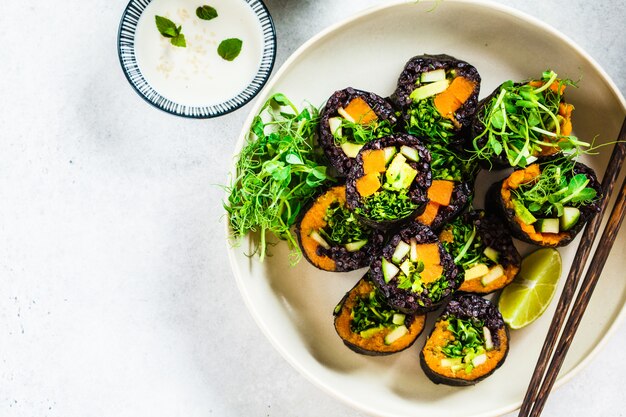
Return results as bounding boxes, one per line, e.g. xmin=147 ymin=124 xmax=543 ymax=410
xmin=196 ymin=5 xmax=218 ymax=20
xmin=154 ymin=15 xmax=186 ymax=48
xmin=441 ymin=317 xmax=486 ymax=371
xmin=472 ymin=70 xmax=589 ymax=168
xmin=441 ymin=219 xmax=493 ymax=271
xmin=350 ymin=289 xmax=398 ymax=334
xmin=511 ymin=158 xmax=598 ymax=218
xmin=406 ymin=97 xmax=456 ymax=144
xmin=428 ymin=143 xmax=478 ymax=182
xmin=332 ymin=118 xmax=394 ymax=146
xmin=218 ymin=38 xmax=243 ymax=61
xmin=225 ymin=94 xmax=332 ymax=263
xmin=318 ymin=202 xmax=371 ymax=246
xmin=354 ymin=188 xmax=419 ymax=222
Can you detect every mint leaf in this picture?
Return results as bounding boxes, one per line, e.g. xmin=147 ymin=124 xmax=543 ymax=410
xmin=155 ymin=15 xmax=179 ymax=38
xmin=217 ymin=38 xmax=243 ymax=61
xmin=170 ymin=33 xmax=186 ymax=48
xmin=196 ymin=5 xmax=218 ymax=20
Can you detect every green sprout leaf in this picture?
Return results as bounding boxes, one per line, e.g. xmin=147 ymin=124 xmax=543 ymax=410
xmin=217 ymin=38 xmax=243 ymax=61
xmin=196 ymin=5 xmax=218 ymax=20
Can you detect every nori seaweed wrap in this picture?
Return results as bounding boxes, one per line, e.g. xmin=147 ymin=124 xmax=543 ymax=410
xmin=319 ymin=88 xmax=397 ymax=176
xmin=439 ymin=210 xmax=521 ymax=294
xmin=369 ymin=222 xmax=460 ymax=314
xmin=486 ymin=157 xmax=602 ymax=247
xmin=420 ymin=294 xmax=509 ymax=386
xmin=346 ymin=134 xmax=432 ymax=229
xmin=295 ymin=185 xmax=385 ymax=272
xmin=415 ymin=143 xmax=479 ymax=230
xmin=333 ymin=275 xmax=426 ymax=356
xmin=470 ymin=70 xmax=577 ymax=170
xmin=390 ymin=54 xmax=481 ymax=146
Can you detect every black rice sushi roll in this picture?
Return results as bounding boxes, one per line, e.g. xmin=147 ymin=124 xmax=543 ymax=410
xmin=295 ymin=185 xmax=385 ymax=272
xmin=333 ymin=275 xmax=426 ymax=356
xmin=346 ymin=134 xmax=431 ymax=229
xmin=390 ymin=54 xmax=481 ymax=145
xmin=319 ymin=88 xmax=397 ymax=176
xmin=415 ymin=143 xmax=479 ymax=230
xmin=470 ymin=70 xmax=577 ymax=169
xmin=439 ymin=210 xmax=521 ymax=294
xmin=420 ymin=294 xmax=509 ymax=386
xmin=369 ymin=222 xmax=460 ymax=314
xmin=486 ymin=157 xmax=602 ymax=247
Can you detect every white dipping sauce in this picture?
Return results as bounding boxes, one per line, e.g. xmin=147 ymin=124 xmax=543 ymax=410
xmin=134 ymin=0 xmax=263 ymax=106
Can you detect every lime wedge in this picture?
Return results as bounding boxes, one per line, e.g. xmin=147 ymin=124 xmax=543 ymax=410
xmin=498 ymin=248 xmax=562 ymax=329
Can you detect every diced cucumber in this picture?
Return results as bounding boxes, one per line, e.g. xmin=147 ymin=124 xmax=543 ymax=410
xmin=383 ymin=146 xmax=397 ymax=164
xmin=340 ymin=142 xmax=364 ymax=158
xmin=536 ymin=218 xmax=560 ymax=234
xmin=481 ymin=264 xmax=504 ymax=286
xmin=420 ymin=69 xmax=446 ymax=83
xmin=400 ymin=145 xmax=420 ymax=162
xmin=309 ymin=230 xmax=330 ymax=249
xmin=483 ymin=246 xmax=500 ymax=263
xmin=471 ymin=353 xmax=487 ymax=367
xmin=560 ymin=206 xmax=581 ymax=231
xmin=392 ymin=240 xmax=411 ymax=263
xmin=392 ymin=313 xmax=406 ymax=325
xmin=409 ymin=238 xmax=418 ymax=262
xmin=512 ymin=199 xmax=537 ymax=225
xmin=384 ymin=325 xmax=408 ymax=345
xmin=360 ymin=326 xmax=383 ymax=339
xmin=464 ymin=263 xmax=489 ymax=280
xmin=337 ymin=107 xmax=356 ymax=123
xmin=386 ymin=153 xmax=407 ymax=181
xmin=328 ymin=117 xmax=342 ymax=138
xmin=409 ymin=79 xmax=450 ymax=101
xmin=399 ymin=259 xmax=411 ymax=276
xmin=483 ymin=327 xmax=494 ymax=351
xmin=382 ymin=257 xmax=400 ymax=283
xmin=388 ymin=163 xmax=418 ymax=191
xmin=441 ymin=357 xmax=463 ymax=368
xmin=344 ymin=239 xmax=368 ymax=252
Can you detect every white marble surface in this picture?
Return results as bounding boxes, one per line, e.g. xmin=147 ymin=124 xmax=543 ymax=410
xmin=1 ymin=1 xmax=624 ymax=416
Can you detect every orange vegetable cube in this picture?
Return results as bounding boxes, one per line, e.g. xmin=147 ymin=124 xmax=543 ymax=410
xmin=356 ymin=173 xmax=381 ymax=197
xmin=420 ymin=264 xmax=444 ymax=285
xmin=434 ymin=77 xmax=476 ymax=119
xmin=362 ymin=149 xmax=387 ymax=174
xmin=416 ymin=201 xmax=440 ymax=226
xmin=343 ymin=97 xmax=378 ymax=124
xmin=427 ymin=180 xmax=455 ymax=206
xmin=415 ymin=243 xmax=441 ymax=267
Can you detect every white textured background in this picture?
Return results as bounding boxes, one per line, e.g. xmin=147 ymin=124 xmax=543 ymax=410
xmin=0 ymin=0 xmax=624 ymax=416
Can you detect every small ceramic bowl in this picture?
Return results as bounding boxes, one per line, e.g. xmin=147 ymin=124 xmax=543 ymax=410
xmin=118 ymin=0 xmax=276 ymax=118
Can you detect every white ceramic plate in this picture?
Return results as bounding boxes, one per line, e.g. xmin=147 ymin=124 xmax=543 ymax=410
xmin=227 ymin=1 xmax=626 ymax=416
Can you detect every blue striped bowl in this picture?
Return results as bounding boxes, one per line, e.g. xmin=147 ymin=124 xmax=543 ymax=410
xmin=117 ymin=0 xmax=276 ymax=118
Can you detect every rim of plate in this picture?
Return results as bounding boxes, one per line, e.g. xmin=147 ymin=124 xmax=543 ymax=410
xmin=226 ymin=1 xmax=626 ymax=416
xmin=117 ymin=0 xmax=277 ymax=119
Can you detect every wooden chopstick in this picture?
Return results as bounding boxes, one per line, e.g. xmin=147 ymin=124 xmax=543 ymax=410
xmin=527 ymin=153 xmax=626 ymax=416
xmin=518 ymin=117 xmax=626 ymax=417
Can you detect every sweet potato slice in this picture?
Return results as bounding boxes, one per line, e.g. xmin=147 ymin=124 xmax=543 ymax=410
xmin=343 ymin=97 xmax=378 ymax=124
xmin=362 ymin=149 xmax=387 ymax=174
xmin=356 ymin=173 xmax=381 ymax=197
xmin=415 ymin=243 xmax=441 ymax=267
xmin=428 ymin=180 xmax=455 ymax=206
xmin=434 ymin=77 xmax=476 ymax=119
xmin=416 ymin=201 xmax=440 ymax=226
xmin=421 ymin=264 xmax=444 ymax=284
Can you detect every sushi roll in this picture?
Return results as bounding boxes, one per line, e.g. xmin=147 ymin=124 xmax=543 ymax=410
xmin=470 ymin=70 xmax=578 ymax=169
xmin=420 ymin=294 xmax=509 ymax=386
xmin=369 ymin=222 xmax=460 ymax=314
xmin=391 ymin=54 xmax=481 ymax=145
xmin=415 ymin=143 xmax=479 ymax=230
xmin=333 ymin=275 xmax=426 ymax=355
xmin=487 ymin=157 xmax=602 ymax=247
xmin=439 ymin=210 xmax=521 ymax=294
xmin=295 ymin=185 xmax=385 ymax=272
xmin=346 ymin=134 xmax=432 ymax=229
xmin=319 ymin=88 xmax=397 ymax=176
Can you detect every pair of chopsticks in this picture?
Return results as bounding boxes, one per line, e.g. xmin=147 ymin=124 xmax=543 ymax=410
xmin=518 ymin=116 xmax=626 ymax=417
